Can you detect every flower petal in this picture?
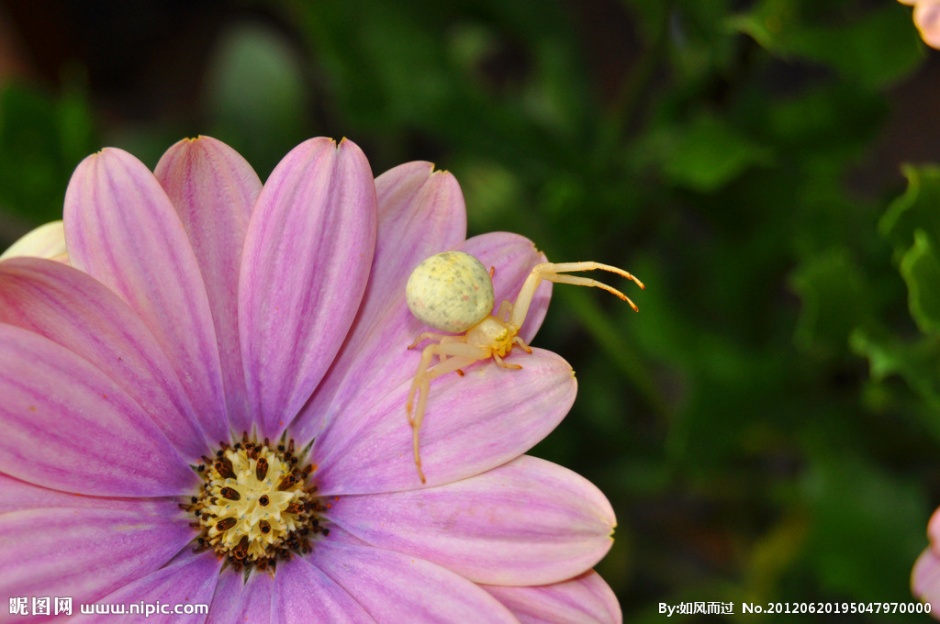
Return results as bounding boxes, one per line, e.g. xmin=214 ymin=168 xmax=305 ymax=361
xmin=0 ymin=323 xmax=197 ymax=496
xmin=370 ymin=162 xmax=468 ymax=307
xmin=913 ymin=547 xmax=940 ymax=615
xmin=274 ymin=556 xmax=375 ymax=623
xmin=155 ymin=137 xmax=262 ymax=435
xmin=71 ymin=550 xmax=220 ymax=624
xmin=0 ymin=472 xmax=182 ymax=516
xmin=0 ymin=258 xmax=210 ymax=459
xmin=0 ymin=506 xmax=193 ymax=613
xmin=206 ymin=568 xmax=276 ymax=624
xmin=0 ymin=220 xmax=68 ymax=262
xmin=915 ymin=1 xmax=940 ymax=49
xmin=292 ymin=161 xmax=466 ymax=441
xmin=64 ymin=148 xmax=230 ymax=442
xmin=328 ymin=455 xmax=614 ymax=585
xmin=312 ymin=534 xmax=517 ymax=623
xmin=314 ymin=348 xmax=576 ymax=493
xmin=482 ymin=570 xmax=622 ymax=624
xmin=239 ymin=137 xmax=377 ymax=437
xmin=928 ymin=506 xmax=940 ymax=544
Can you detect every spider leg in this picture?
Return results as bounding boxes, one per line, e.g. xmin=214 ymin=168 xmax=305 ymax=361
xmin=406 ymin=342 xmax=489 ymax=483
xmin=495 ymin=299 xmax=513 ymax=323
xmin=509 ymin=261 xmax=644 ymax=327
xmin=436 ymin=335 xmax=465 ymax=366
xmin=492 ymin=352 xmax=522 ymax=369
xmin=548 ymin=273 xmax=639 ymax=311
xmin=408 ymin=331 xmax=452 ymax=350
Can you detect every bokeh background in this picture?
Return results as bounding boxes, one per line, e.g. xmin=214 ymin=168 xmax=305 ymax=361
xmin=2 ymin=1 xmax=940 ymax=621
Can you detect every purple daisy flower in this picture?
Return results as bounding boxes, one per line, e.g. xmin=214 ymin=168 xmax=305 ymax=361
xmin=0 ymin=136 xmax=620 ymax=623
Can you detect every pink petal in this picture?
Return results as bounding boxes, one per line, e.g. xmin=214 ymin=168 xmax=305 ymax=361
xmin=0 ymin=506 xmax=193 ymax=613
xmin=64 ymin=148 xmax=230 ymax=443
xmin=913 ymin=547 xmax=940 ymax=616
xmin=916 ymin=1 xmax=940 ymax=49
xmin=203 ymin=569 xmax=248 ymax=624
xmin=207 ymin=569 xmax=276 ymax=624
xmin=928 ymin=506 xmax=940 ymax=544
xmin=0 ymin=220 xmax=68 ymax=262
xmin=313 ymin=534 xmax=517 ymax=623
xmin=371 ymin=162 xmax=468 ymax=303
xmin=239 ymin=138 xmax=377 ymax=437
xmin=483 ymin=570 xmax=622 ymax=624
xmin=329 ymin=455 xmax=614 ymax=585
xmin=155 ymin=137 xmax=262 ymax=435
xmin=274 ymin=556 xmax=375 ymax=623
xmin=0 ymin=472 xmax=182 ymax=516
xmin=0 ymin=323 xmax=198 ymax=496
xmin=0 ymin=258 xmax=210 ymax=459
xmin=292 ymin=161 xmax=467 ymax=441
xmin=71 ymin=550 xmax=220 ymax=624
xmin=313 ymin=348 xmax=576 ymax=493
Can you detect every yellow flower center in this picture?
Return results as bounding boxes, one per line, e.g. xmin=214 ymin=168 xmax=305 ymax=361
xmin=183 ymin=434 xmax=327 ymax=573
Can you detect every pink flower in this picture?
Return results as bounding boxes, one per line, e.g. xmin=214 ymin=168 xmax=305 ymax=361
xmin=913 ymin=507 xmax=940 ymax=617
xmin=898 ymin=0 xmax=940 ymax=49
xmin=0 ymin=136 xmax=620 ymax=622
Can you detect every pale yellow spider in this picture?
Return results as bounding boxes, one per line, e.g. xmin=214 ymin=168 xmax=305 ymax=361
xmin=404 ymin=250 xmax=644 ymax=483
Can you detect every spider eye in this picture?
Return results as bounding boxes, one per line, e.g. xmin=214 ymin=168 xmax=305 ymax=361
xmin=405 ymin=251 xmax=495 ymax=333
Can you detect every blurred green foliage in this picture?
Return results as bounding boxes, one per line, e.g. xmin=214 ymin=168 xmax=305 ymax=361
xmin=0 ymin=79 xmax=96 ymax=226
xmin=1 ymin=0 xmax=939 ymax=620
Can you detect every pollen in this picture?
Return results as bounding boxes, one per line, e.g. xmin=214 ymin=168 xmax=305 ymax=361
xmin=182 ymin=432 xmax=329 ymax=574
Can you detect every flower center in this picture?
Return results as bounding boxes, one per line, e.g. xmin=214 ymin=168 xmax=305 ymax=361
xmin=183 ymin=433 xmax=328 ymax=573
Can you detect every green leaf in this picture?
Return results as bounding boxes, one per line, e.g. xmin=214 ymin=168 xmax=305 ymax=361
xmin=880 ymin=164 xmax=940 ymax=253
xmin=851 ymin=328 xmax=940 ymax=413
xmin=790 ymin=249 xmax=869 ymax=356
xmin=761 ymin=83 xmax=885 ymax=153
xmin=641 ymin=114 xmax=773 ymax=192
xmin=729 ymin=0 xmax=922 ymax=88
xmin=0 ymin=83 xmax=97 ymax=227
xmin=667 ymin=0 xmax=739 ymax=79
xmin=900 ymin=230 xmax=940 ymax=334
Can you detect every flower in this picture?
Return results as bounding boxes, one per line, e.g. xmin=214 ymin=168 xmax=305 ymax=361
xmin=913 ymin=507 xmax=940 ymax=617
xmin=0 ymin=220 xmax=68 ymax=263
xmin=0 ymin=136 xmax=621 ymax=622
xmin=898 ymin=0 xmax=940 ymax=49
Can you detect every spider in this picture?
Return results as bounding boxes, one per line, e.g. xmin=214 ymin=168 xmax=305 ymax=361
xmin=404 ymin=250 xmax=643 ymax=483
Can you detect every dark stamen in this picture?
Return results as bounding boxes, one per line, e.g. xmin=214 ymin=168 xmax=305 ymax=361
xmin=233 ymin=535 xmax=249 ymax=560
xmin=256 ymin=458 xmax=268 ymax=481
xmin=216 ymin=517 xmax=237 ymax=531
xmin=215 ymin=457 xmax=235 ymax=480
xmin=220 ymin=487 xmax=241 ymax=501
xmin=277 ymin=472 xmax=300 ymax=491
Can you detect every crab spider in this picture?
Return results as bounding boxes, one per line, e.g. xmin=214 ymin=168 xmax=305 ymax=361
xmin=404 ymin=250 xmax=643 ymax=483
